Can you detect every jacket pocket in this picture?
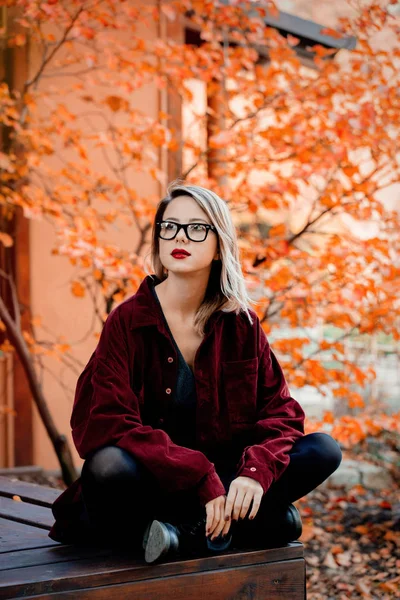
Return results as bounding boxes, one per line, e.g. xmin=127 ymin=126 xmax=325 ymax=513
xmin=221 ymin=357 xmax=258 ymax=424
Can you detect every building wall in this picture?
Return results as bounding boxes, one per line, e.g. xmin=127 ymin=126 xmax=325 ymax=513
xmin=29 ymin=5 xmax=162 ymax=472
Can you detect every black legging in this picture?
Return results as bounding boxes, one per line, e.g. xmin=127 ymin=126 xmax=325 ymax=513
xmin=80 ymin=432 xmax=342 ymax=549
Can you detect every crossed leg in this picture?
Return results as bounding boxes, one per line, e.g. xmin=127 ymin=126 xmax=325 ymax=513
xmin=80 ymin=432 xmax=342 ymax=549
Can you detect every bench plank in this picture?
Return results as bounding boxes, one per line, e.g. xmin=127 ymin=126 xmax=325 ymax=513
xmin=0 ymin=476 xmax=61 ymax=508
xmin=7 ymin=557 xmax=306 ymax=600
xmin=0 ymin=518 xmax=59 ymax=554
xmin=0 ymin=544 xmax=117 ymax=570
xmin=0 ymin=496 xmax=53 ymax=530
xmin=0 ymin=543 xmax=304 ymax=598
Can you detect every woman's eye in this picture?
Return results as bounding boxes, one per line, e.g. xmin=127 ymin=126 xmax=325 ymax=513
xmin=191 ymin=224 xmax=205 ymax=231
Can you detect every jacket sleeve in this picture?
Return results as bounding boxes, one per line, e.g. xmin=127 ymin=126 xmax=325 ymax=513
xmin=235 ymin=318 xmax=305 ymax=494
xmin=70 ymin=307 xmax=226 ymax=506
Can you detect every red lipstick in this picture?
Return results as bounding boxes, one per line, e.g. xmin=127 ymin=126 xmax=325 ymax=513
xmin=171 ymin=249 xmax=191 ymax=258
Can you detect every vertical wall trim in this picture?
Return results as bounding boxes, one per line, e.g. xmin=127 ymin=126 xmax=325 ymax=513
xmin=7 ymin=6 xmax=33 ymax=466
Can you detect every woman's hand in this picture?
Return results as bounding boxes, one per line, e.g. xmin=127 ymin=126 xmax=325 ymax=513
xmin=224 ymin=476 xmax=263 ymax=524
xmin=205 ymin=476 xmax=263 ymax=540
xmin=205 ymin=495 xmax=232 ymax=540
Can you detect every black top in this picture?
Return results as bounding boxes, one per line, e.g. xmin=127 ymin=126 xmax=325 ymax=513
xmin=151 ymin=281 xmax=198 ymax=449
xmin=150 ymin=279 xmax=240 ymax=473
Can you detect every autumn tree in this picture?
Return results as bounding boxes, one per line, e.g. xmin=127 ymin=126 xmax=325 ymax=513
xmin=0 ymin=0 xmax=399 ymax=479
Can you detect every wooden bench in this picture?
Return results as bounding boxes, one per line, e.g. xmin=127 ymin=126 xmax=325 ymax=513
xmin=0 ymin=475 xmax=306 ymax=599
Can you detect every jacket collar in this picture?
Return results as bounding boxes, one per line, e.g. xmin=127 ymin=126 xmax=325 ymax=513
xmin=129 ymin=274 xmax=224 ymax=332
xmin=129 ymin=274 xmax=162 ymax=330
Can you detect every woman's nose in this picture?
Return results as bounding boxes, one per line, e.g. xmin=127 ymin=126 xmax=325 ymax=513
xmin=176 ymin=231 xmax=189 ymax=243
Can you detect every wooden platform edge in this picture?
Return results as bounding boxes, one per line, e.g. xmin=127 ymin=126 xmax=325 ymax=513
xmin=0 ymin=542 xmax=305 ymax=598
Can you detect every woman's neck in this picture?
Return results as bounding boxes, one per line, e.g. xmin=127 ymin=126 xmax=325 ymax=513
xmin=155 ymin=272 xmax=209 ymax=322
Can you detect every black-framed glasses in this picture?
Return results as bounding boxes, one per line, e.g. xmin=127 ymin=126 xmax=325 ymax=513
xmin=156 ymin=221 xmax=217 ymax=242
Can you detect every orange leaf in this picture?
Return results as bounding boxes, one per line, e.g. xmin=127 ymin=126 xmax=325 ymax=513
xmin=309 ymin=44 xmax=338 ymax=57
xmin=10 ymin=33 xmax=27 ymax=47
xmin=0 ymin=232 xmax=14 ymax=248
xmin=342 ymin=165 xmax=359 ymax=177
xmin=354 ymin=525 xmax=370 ymax=535
xmin=287 ymin=34 xmax=300 ymax=46
xmin=112 ymin=292 xmax=125 ymax=303
xmin=379 ymin=580 xmax=400 ymax=593
xmin=323 ymin=411 xmax=334 ymax=424
xmin=299 ymin=523 xmax=316 ymax=542
xmin=71 ymin=281 xmax=85 ymax=298
xmin=320 ymin=27 xmax=344 ymax=39
xmin=104 ymin=96 xmax=129 ymax=112
xmin=348 ymin=392 xmax=365 ymax=409
xmin=79 ymin=27 xmax=95 ymax=40
xmin=268 ymin=223 xmax=286 ymax=237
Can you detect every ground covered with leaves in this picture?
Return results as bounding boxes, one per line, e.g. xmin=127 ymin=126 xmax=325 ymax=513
xmin=8 ymin=437 xmax=400 ymax=599
xmin=296 ymin=433 xmax=400 ymax=600
xmin=296 ymin=483 xmax=399 ymax=599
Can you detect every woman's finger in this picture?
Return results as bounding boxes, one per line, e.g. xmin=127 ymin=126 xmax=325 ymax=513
xmin=248 ymin=491 xmax=263 ymax=520
xmin=232 ymin=488 xmax=245 ymax=521
xmin=210 ymin=502 xmax=221 ymax=536
xmin=206 ymin=504 xmax=214 ymax=535
xmin=210 ymin=518 xmax=225 ymax=540
xmin=224 ymin=486 xmax=237 ymax=522
xmin=221 ymin=519 xmax=231 ymax=537
xmin=210 ymin=502 xmax=227 ymax=540
xmin=239 ymin=490 xmax=254 ymax=520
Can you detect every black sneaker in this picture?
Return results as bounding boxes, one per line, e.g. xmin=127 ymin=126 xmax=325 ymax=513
xmin=143 ymin=520 xmax=179 ymax=564
xmin=143 ymin=516 xmax=233 ymax=564
xmin=263 ymin=503 xmax=303 ymax=545
xmin=231 ymin=503 xmax=302 ymax=550
xmin=285 ymin=503 xmax=302 ymax=541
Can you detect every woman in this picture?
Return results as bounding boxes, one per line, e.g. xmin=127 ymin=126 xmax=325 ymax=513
xmin=49 ymin=181 xmax=342 ymax=564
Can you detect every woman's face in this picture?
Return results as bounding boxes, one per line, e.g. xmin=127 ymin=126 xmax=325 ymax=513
xmin=158 ymin=195 xmax=219 ymax=276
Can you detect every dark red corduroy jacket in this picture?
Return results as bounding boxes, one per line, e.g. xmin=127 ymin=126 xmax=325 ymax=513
xmin=48 ymin=274 xmax=305 ymax=543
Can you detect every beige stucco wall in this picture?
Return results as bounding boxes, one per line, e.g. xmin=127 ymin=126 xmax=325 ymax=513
xmin=29 ymin=4 xmax=162 ymax=472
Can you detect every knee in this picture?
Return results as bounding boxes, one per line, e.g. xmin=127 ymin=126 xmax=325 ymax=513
xmin=301 ymin=433 xmax=343 ymax=471
xmin=82 ymin=445 xmax=142 ymax=486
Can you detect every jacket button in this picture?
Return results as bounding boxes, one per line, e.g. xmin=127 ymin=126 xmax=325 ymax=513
xmin=165 ymin=388 xmax=172 ymax=394
xmin=168 ymin=357 xmax=174 ymax=363
xmin=250 ymin=467 xmax=257 ymax=472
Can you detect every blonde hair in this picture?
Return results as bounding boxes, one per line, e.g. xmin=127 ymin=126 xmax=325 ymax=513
xmin=147 ymin=180 xmax=258 ymax=335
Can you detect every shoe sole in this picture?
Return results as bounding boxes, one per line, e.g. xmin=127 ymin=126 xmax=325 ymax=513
xmin=142 ymin=522 xmax=151 ymax=550
xmin=144 ymin=520 xmax=171 ymax=564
